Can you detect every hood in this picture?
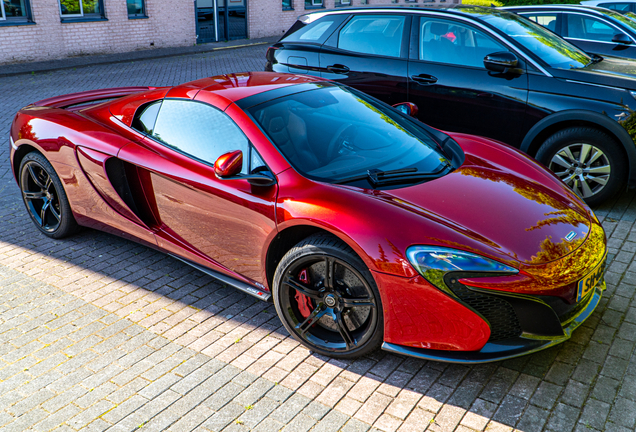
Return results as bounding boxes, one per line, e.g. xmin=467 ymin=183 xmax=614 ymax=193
xmin=369 ymin=134 xmax=592 ymax=267
xmin=557 ymin=55 xmax=636 ymax=90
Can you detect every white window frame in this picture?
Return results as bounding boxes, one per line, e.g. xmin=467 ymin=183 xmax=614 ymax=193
xmin=1 ymin=3 xmax=6 ymax=20
xmin=311 ymin=0 xmax=322 ymax=6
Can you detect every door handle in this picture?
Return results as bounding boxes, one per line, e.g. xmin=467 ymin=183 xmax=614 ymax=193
xmin=411 ymin=74 xmax=438 ymax=84
xmin=327 ymin=64 xmax=350 ymax=74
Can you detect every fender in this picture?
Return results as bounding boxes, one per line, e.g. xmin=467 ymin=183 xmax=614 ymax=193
xmin=520 ymin=109 xmax=636 ymax=189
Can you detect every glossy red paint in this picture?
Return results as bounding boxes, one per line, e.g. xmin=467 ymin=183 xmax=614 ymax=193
xmin=214 ymin=150 xmax=243 ymax=178
xmin=9 ymin=72 xmax=607 ymax=361
xmin=373 ymin=272 xmax=491 ymax=351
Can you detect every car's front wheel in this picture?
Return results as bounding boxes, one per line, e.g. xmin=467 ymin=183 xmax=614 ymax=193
xmin=273 ymin=234 xmax=383 ymax=359
xmin=536 ymin=127 xmax=626 ymax=207
xmin=19 ymin=152 xmax=78 ymax=239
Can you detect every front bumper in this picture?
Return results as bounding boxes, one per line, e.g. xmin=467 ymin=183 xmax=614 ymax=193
xmin=382 ymin=281 xmax=605 ymax=364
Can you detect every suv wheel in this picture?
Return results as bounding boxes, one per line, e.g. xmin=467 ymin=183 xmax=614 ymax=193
xmin=536 ymin=127 xmax=626 ymax=206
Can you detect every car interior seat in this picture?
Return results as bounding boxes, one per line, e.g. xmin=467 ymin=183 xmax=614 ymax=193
xmin=421 ymin=21 xmax=459 ymax=64
xmin=261 ymin=104 xmax=321 ymax=172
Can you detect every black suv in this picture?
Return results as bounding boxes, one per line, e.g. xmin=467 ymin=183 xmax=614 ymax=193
xmin=266 ymin=5 xmax=636 ymax=205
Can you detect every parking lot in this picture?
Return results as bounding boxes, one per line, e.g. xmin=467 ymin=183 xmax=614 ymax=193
xmin=1 ymin=44 xmax=636 ymax=432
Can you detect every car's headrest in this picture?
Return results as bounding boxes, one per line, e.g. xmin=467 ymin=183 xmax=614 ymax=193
xmin=430 ymin=22 xmax=449 ymax=36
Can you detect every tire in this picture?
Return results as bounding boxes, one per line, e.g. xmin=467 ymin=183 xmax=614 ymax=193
xmin=19 ymin=152 xmax=78 ymax=239
xmin=272 ymin=234 xmax=383 ymax=359
xmin=536 ymin=127 xmax=626 ymax=207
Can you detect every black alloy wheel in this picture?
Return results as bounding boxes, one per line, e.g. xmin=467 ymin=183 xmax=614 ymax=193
xmin=19 ymin=152 xmax=78 ymax=239
xmin=273 ymin=234 xmax=383 ymax=358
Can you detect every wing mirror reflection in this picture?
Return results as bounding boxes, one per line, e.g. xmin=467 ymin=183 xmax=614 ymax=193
xmin=612 ymin=33 xmax=632 ymax=45
xmin=484 ymin=51 xmax=521 ymax=74
xmin=393 ymin=102 xmax=419 ymax=118
xmin=214 ymin=150 xmax=276 ymax=187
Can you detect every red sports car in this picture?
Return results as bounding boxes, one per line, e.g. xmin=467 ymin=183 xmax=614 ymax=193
xmin=10 ymin=72 xmax=607 ymax=363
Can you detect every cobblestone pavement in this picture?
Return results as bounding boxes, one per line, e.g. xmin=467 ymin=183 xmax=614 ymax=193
xmin=1 ymin=46 xmax=636 ymax=432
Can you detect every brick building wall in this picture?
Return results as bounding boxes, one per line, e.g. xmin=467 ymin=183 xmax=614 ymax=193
xmin=0 ymin=0 xmax=195 ymax=64
xmin=247 ymin=0 xmax=453 ymax=39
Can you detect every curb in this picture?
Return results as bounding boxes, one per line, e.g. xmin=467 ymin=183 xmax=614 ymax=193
xmin=0 ymin=38 xmax=276 ymax=78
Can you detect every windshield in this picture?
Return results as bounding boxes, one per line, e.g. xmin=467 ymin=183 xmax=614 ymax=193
xmin=473 ymin=8 xmax=592 ymax=69
xmin=248 ymin=85 xmax=450 ymax=185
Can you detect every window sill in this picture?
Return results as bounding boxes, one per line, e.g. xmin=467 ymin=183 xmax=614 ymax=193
xmin=61 ymin=17 xmax=108 ymax=23
xmin=282 ymin=6 xmax=294 ymax=10
xmin=0 ymin=20 xmax=35 ymax=26
xmin=335 ymin=3 xmax=351 ymax=6
xmin=304 ymin=5 xmax=325 ymax=9
xmin=128 ymin=14 xmax=148 ymax=19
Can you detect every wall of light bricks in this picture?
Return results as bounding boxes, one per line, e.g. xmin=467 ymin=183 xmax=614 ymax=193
xmin=1 ymin=0 xmax=454 ymax=64
xmin=0 ymin=0 xmax=196 ymax=64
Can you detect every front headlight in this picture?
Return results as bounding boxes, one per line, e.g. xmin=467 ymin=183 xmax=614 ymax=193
xmin=406 ymin=246 xmax=518 ymax=294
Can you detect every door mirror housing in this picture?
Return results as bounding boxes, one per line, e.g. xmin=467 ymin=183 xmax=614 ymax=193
xmin=214 ymin=150 xmax=243 ymax=178
xmin=393 ymin=102 xmax=419 ymax=118
xmin=612 ymin=33 xmax=632 ymax=45
xmin=484 ymin=51 xmax=520 ymax=73
xmin=214 ymin=150 xmax=276 ymax=187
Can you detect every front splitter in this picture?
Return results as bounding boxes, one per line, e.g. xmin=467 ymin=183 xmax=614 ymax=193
xmin=382 ymin=282 xmax=604 ymax=364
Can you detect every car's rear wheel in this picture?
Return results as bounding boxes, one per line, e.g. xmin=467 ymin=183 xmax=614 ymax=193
xmin=536 ymin=127 xmax=626 ymax=207
xmin=273 ymin=234 xmax=383 ymax=359
xmin=19 ymin=152 xmax=78 ymax=239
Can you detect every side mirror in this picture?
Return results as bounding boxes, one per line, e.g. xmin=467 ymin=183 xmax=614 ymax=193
xmin=393 ymin=102 xmax=419 ymax=118
xmin=213 ymin=150 xmax=277 ymax=187
xmin=612 ymin=33 xmax=632 ymax=45
xmin=484 ymin=51 xmax=520 ymax=73
xmin=214 ymin=150 xmax=243 ymax=178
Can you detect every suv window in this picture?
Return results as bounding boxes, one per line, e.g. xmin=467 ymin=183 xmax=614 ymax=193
xmin=600 ymin=2 xmax=631 ymax=11
xmin=281 ymin=15 xmax=348 ymax=44
xmin=522 ymin=13 xmax=558 ymax=32
xmin=152 ymin=99 xmax=249 ymax=172
xmin=338 ymin=15 xmax=405 ymax=58
xmin=419 ymin=18 xmax=507 ymax=68
xmin=565 ymin=14 xmax=618 ymax=41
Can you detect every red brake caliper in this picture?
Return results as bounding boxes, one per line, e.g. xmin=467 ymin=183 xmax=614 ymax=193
xmin=295 ymin=269 xmax=313 ymax=319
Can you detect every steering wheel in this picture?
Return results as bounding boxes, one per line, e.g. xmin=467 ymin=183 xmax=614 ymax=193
xmin=326 ymin=123 xmax=357 ymax=160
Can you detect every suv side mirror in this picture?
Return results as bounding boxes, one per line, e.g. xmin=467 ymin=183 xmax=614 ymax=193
xmin=393 ymin=102 xmax=419 ymax=118
xmin=214 ymin=150 xmax=277 ymax=187
xmin=484 ymin=51 xmax=520 ymax=73
xmin=612 ymin=33 xmax=632 ymax=45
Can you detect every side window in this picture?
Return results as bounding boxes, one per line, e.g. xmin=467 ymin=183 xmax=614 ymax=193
xmin=338 ymin=15 xmax=406 ymax=58
xmin=132 ymin=101 xmax=162 ymax=135
xmin=152 ymin=99 xmax=249 ymax=173
xmin=566 ymin=14 xmax=618 ymax=42
xmin=281 ymin=15 xmax=347 ymax=44
xmin=522 ymin=13 xmax=558 ymax=32
xmin=419 ymin=18 xmax=507 ymax=68
xmin=600 ymin=2 xmax=631 ymax=11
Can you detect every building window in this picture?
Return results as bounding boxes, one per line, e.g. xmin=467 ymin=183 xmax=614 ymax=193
xmin=127 ymin=0 xmax=146 ymax=18
xmin=59 ymin=0 xmax=106 ymax=21
xmin=305 ymin=0 xmax=323 ymax=8
xmin=282 ymin=0 xmax=292 ymax=10
xmin=1 ymin=0 xmax=33 ymax=24
xmin=335 ymin=0 xmax=350 ymax=6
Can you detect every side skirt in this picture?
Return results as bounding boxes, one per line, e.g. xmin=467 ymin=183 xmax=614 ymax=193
xmin=169 ymin=254 xmax=272 ymax=302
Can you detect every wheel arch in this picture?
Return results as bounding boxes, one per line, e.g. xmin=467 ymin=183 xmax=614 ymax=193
xmin=265 ymin=223 xmax=369 ymax=291
xmin=520 ymin=110 xmax=636 ymax=189
xmin=12 ymin=143 xmax=44 ymax=184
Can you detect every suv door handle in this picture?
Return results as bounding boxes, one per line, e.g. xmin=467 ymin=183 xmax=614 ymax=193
xmin=411 ymin=74 xmax=438 ymax=84
xmin=327 ymin=64 xmax=350 ymax=74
